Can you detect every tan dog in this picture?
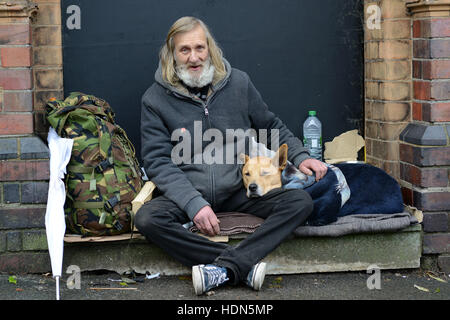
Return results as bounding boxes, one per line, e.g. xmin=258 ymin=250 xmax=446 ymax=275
xmin=242 ymin=144 xmax=288 ymax=198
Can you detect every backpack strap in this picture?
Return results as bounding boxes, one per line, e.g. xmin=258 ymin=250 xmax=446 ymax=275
xmin=67 ymin=157 xmax=114 ymax=174
xmin=73 ymin=194 xmax=124 ymax=232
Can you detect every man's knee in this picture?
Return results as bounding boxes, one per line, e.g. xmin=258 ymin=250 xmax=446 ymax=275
xmin=135 ymin=201 xmax=168 ymax=233
xmin=135 ymin=198 xmax=185 ymax=233
xmin=134 ymin=205 xmax=157 ymax=233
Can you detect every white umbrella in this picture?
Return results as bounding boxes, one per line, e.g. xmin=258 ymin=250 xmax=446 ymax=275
xmin=45 ymin=127 xmax=73 ymax=300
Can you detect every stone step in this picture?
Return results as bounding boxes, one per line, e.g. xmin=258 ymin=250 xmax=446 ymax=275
xmin=62 ymin=224 xmax=422 ymax=275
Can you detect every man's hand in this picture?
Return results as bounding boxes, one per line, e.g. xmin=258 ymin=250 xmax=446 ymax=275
xmin=299 ymin=158 xmax=328 ymax=181
xmin=193 ymin=206 xmax=220 ymax=236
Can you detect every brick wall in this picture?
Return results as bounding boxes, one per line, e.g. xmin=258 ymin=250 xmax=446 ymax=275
xmin=364 ymin=0 xmax=450 ymax=272
xmin=399 ymin=0 xmax=450 ymax=273
xmin=0 ymin=1 xmax=55 ymax=273
xmin=32 ymin=0 xmax=63 ymax=139
xmin=364 ymin=0 xmax=412 ymax=179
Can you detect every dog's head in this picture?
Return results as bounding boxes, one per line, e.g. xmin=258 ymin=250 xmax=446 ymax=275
xmin=242 ymin=144 xmax=288 ymax=198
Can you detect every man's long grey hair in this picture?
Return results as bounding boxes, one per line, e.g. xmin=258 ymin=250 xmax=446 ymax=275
xmin=159 ymin=16 xmax=227 ymax=87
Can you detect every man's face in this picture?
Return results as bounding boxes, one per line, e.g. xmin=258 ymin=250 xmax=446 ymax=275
xmin=173 ymin=24 xmax=209 ymax=79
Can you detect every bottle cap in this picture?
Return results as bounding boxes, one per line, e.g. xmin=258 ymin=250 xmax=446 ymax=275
xmin=308 ymin=110 xmax=316 ymax=116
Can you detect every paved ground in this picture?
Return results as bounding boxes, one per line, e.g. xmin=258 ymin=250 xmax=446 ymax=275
xmin=1 ymin=268 xmax=449 ymax=301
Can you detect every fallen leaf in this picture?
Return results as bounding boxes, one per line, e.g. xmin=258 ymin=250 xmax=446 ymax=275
xmin=274 ymin=277 xmax=283 ymax=283
xmin=8 ymin=276 xmax=17 ymax=284
xmin=119 ymin=282 xmax=128 ymax=286
xmin=434 ymin=288 xmax=440 ymax=293
xmin=178 ymin=276 xmax=191 ymax=281
xmin=120 ymin=277 xmax=137 ymax=284
xmin=426 ymin=272 xmax=447 ymax=283
xmin=16 ymin=288 xmax=23 ymax=292
xmin=414 ymin=284 xmax=430 ymax=292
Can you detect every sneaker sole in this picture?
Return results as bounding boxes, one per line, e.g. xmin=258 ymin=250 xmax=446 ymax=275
xmin=251 ymin=262 xmax=267 ymax=291
xmin=192 ymin=265 xmax=205 ymax=295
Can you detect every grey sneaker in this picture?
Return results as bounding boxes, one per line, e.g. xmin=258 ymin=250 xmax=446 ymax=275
xmin=192 ymin=264 xmax=229 ymax=295
xmin=245 ymin=262 xmax=267 ymax=291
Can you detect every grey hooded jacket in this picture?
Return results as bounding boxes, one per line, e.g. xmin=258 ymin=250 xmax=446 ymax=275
xmin=141 ymin=59 xmax=310 ymax=220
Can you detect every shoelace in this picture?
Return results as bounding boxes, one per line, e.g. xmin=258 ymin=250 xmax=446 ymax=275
xmin=204 ymin=266 xmax=228 ymax=289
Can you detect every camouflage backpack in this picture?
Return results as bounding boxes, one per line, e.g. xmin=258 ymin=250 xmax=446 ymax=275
xmin=46 ymin=92 xmax=143 ymax=236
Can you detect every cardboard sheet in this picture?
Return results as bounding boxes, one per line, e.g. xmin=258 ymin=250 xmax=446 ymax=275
xmin=324 ymin=129 xmax=365 ymax=164
xmin=64 ymin=233 xmax=145 ymax=243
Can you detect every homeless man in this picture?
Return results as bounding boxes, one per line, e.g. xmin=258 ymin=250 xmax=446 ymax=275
xmin=136 ymin=16 xmax=327 ymax=295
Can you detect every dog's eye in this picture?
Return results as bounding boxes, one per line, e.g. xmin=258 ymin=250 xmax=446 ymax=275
xmin=244 ymin=172 xmax=250 ymax=176
xmin=261 ymin=171 xmax=270 ymax=176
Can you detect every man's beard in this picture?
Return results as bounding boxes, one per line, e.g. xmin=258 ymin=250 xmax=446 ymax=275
xmin=175 ymin=57 xmax=215 ymax=88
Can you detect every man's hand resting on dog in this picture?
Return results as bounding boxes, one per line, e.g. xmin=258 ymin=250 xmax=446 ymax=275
xmin=299 ymin=158 xmax=328 ymax=181
xmin=193 ymin=206 xmax=220 ymax=236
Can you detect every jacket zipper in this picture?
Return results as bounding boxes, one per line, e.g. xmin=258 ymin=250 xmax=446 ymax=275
xmin=170 ymin=81 xmax=229 ymax=209
xmin=202 ymin=100 xmax=215 ymax=208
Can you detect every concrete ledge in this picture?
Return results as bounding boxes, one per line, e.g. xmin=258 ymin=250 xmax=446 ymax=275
xmin=63 ymin=224 xmax=422 ymax=275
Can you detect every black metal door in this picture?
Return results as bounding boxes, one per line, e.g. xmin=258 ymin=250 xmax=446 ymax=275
xmin=62 ymin=0 xmax=364 ymax=162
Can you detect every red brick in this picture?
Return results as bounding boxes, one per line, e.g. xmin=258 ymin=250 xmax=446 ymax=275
xmin=0 ymin=113 xmax=33 ymax=135
xmin=0 ymin=69 xmax=32 ymax=90
xmin=422 ymin=102 xmax=450 ymax=122
xmin=0 ymin=160 xmax=49 ymax=181
xmin=431 ymin=81 xmax=450 ymax=100
xmin=0 ymin=24 xmax=30 ymax=45
xmin=423 ymin=212 xmax=449 ymax=233
xmin=414 ymin=191 xmax=450 ymax=212
xmin=414 ymin=39 xmax=450 ymax=59
xmin=413 ymin=60 xmax=421 ymax=79
xmin=413 ymin=40 xmax=430 ymax=58
xmin=0 ymin=207 xmax=45 ymax=229
xmin=423 ymin=60 xmax=450 ymax=79
xmin=400 ymin=162 xmax=421 ymax=186
xmin=412 ymin=20 xmax=421 ymax=38
xmin=430 ymin=39 xmax=450 ymax=59
xmin=412 ymin=102 xmax=422 ymax=121
xmin=3 ymin=91 xmax=33 ymax=112
xmin=413 ymin=81 xmax=430 ymax=100
xmin=423 ymin=233 xmax=450 ymax=254
xmin=429 ymin=19 xmax=450 ymax=38
xmin=413 ymin=19 xmax=450 ymax=38
xmin=438 ymin=255 xmax=450 ymax=273
xmin=400 ymin=143 xmax=450 ymax=166
xmin=0 ymin=252 xmax=50 ymax=273
xmin=0 ymin=47 xmax=31 ymax=67
xmin=400 ymin=162 xmax=448 ymax=188
xmin=401 ymin=186 xmax=413 ymax=207
xmin=414 ymin=81 xmax=450 ymax=101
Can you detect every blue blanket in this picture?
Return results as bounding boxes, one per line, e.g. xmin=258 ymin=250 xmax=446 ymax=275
xmin=283 ymin=163 xmax=404 ymax=226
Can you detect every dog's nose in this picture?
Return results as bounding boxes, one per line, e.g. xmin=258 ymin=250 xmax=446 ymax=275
xmin=249 ymin=183 xmax=258 ymax=192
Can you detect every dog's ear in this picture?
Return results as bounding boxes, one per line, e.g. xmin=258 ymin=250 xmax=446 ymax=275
xmin=239 ymin=153 xmax=250 ymax=164
xmin=272 ymin=144 xmax=288 ymax=169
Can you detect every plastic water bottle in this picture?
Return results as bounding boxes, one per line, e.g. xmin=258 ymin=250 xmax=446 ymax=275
xmin=303 ymin=110 xmax=322 ymax=161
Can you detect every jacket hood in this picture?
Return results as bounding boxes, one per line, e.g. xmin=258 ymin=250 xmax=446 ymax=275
xmin=154 ymin=57 xmax=232 ymax=97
